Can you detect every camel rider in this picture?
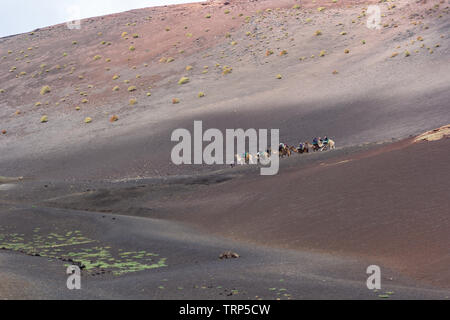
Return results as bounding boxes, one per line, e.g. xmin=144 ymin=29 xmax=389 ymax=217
xmin=312 ymin=138 xmax=318 ymax=146
xmin=279 ymin=143 xmax=285 ymax=152
xmin=298 ymin=142 xmax=304 ymax=151
xmin=323 ymin=136 xmax=329 ymax=145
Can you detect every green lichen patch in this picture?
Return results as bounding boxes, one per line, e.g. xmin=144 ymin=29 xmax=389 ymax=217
xmin=0 ymin=229 xmax=167 ymax=276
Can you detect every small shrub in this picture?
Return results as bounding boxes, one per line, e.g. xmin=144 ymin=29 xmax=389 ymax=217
xmin=81 ymin=99 xmax=88 ymax=103
xmin=129 ymin=98 xmax=137 ymax=105
xmin=35 ymin=102 xmax=42 ymax=106
xmin=132 ymin=34 xmax=139 ymax=38
xmin=279 ymin=50 xmax=288 ymax=56
xmin=186 ymin=65 xmax=193 ymax=71
xmin=40 ymin=86 xmax=51 ymax=95
xmin=178 ymin=77 xmax=190 ymax=85
xmin=167 ymin=57 xmax=175 ymax=63
xmin=172 ymin=98 xmax=180 ymax=104
xmin=129 ymin=46 xmax=135 ymax=51
xmin=128 ymin=86 xmax=137 ymax=92
xmin=110 ymin=115 xmax=119 ymax=122
xmin=198 ymin=92 xmax=205 ymax=98
xmin=222 ymin=66 xmax=233 ymax=75
xmin=404 ymin=50 xmax=410 ymax=57
xmin=40 ymin=115 xmax=48 ymax=123
xmin=121 ymin=32 xmax=128 ymax=38
xmin=112 ymin=86 xmax=120 ymax=91
xmin=276 ymin=74 xmax=282 ymax=79
xmin=319 ymin=50 xmax=326 ymax=57
xmin=93 ymin=55 xmax=102 ymax=60
xmin=315 ymin=30 xmax=322 ymax=36
xmin=84 ymin=117 xmax=92 ymax=124
xmin=205 ymin=14 xmax=211 ymax=19
xmin=391 ymin=52 xmax=398 ymax=58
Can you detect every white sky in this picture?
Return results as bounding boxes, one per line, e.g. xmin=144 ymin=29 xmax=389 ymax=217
xmin=0 ymin=0 xmax=201 ymax=38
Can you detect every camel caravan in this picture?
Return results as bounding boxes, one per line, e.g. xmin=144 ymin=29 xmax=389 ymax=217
xmin=235 ymin=136 xmax=335 ymax=165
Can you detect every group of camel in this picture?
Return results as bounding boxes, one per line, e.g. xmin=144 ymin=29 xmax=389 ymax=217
xmin=280 ymin=138 xmax=336 ymax=158
xmin=235 ymin=138 xmax=336 ymax=165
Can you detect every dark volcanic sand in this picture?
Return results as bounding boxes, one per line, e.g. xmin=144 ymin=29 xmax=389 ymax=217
xmin=1 ymin=137 xmax=449 ymax=299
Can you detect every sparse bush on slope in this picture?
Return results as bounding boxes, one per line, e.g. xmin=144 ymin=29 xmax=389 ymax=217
xmin=40 ymin=86 xmax=51 ymax=95
xmin=178 ymin=77 xmax=190 ymax=85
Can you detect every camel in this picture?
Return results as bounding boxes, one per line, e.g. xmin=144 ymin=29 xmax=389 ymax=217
xmin=292 ymin=143 xmax=309 ymax=154
xmin=235 ymin=153 xmax=257 ymax=165
xmin=246 ymin=152 xmax=256 ymax=164
xmin=256 ymin=151 xmax=271 ymax=164
xmin=312 ymin=141 xmax=325 ymax=152
xmin=327 ymin=139 xmax=336 ymax=150
xmin=320 ymin=139 xmax=336 ymax=151
xmin=235 ymin=154 xmax=245 ymax=165
xmin=279 ymin=145 xmax=291 ymax=158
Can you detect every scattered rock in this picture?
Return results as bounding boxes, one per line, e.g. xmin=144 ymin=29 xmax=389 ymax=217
xmin=219 ymin=251 xmax=240 ymax=259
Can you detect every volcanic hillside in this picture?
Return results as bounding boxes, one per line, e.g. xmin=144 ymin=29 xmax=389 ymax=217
xmin=0 ymin=0 xmax=449 ymax=180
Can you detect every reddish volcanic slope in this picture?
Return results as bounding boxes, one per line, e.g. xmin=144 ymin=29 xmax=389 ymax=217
xmin=0 ymin=0 xmax=448 ymax=180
